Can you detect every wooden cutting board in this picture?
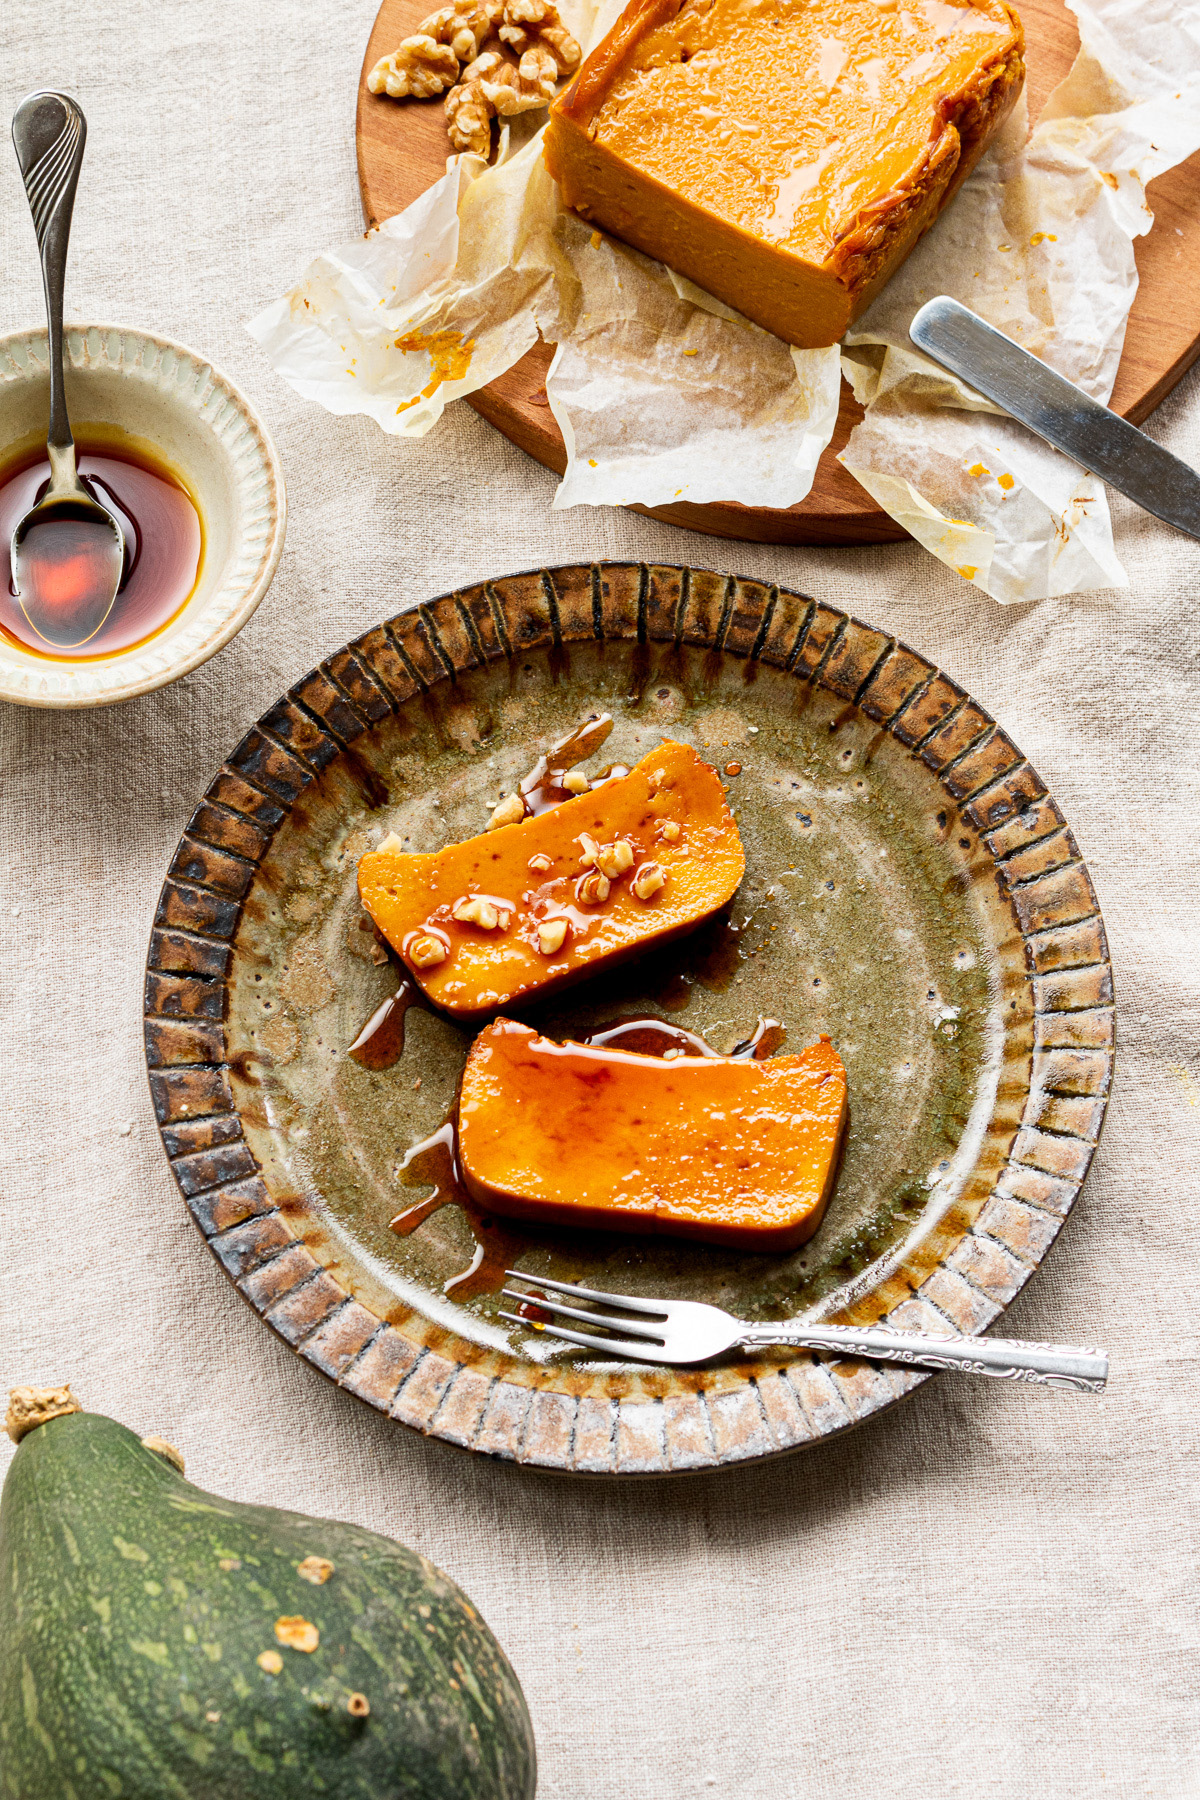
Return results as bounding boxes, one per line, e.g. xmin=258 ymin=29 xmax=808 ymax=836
xmin=357 ymin=0 xmax=1200 ymax=544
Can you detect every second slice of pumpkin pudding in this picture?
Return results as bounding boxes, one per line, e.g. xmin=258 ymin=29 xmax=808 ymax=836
xmin=457 ymin=1018 xmax=849 ymax=1251
xmin=358 ymin=740 xmax=745 ymax=1025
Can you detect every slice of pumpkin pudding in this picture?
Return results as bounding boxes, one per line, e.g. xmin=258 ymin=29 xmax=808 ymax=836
xmin=358 ymin=739 xmax=745 ymax=1025
xmin=458 ymin=1018 xmax=848 ymax=1251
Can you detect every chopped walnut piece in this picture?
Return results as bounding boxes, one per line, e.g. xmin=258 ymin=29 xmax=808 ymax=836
xmin=452 ymin=895 xmax=509 ymax=929
xmin=575 ymin=870 xmax=611 ymax=906
xmin=377 ymin=830 xmax=405 ymax=853
xmin=594 ymin=838 xmax=635 ymax=879
xmin=561 ymin=770 xmax=590 ymax=794
xmin=660 ymin=821 xmax=681 ymax=842
xmin=488 ymin=792 xmax=525 ymax=830
xmin=537 ymin=918 xmax=569 ymax=955
xmin=577 ymin=833 xmax=600 ymax=867
xmin=258 ymin=1651 xmax=283 ymax=1675
xmin=407 ymin=932 xmax=449 ymax=967
xmin=528 ymin=852 xmax=553 ymax=873
xmin=632 ymin=862 xmax=667 ymax=900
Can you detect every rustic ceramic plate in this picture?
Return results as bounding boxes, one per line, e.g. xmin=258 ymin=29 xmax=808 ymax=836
xmin=144 ymin=566 xmax=1113 ymax=1474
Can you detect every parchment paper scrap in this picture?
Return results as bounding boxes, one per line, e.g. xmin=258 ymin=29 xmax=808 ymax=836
xmin=247 ymin=141 xmax=559 ymax=438
xmin=247 ymin=123 xmax=842 ymax=511
xmin=841 ymin=0 xmax=1200 ymax=603
xmin=544 ymin=238 xmax=842 ymax=510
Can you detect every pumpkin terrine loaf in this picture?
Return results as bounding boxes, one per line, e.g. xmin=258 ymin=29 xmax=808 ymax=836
xmin=458 ymin=1019 xmax=848 ymax=1249
xmin=544 ymin=0 xmax=1024 ymax=347
xmin=358 ymin=740 xmax=745 ymax=1025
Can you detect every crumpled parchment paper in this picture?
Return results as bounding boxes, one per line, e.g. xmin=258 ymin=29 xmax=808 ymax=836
xmin=247 ymin=122 xmax=842 ymax=512
xmin=248 ymin=0 xmax=1200 ymax=600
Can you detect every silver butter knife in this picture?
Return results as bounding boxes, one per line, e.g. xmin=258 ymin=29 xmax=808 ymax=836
xmin=909 ymin=294 xmax=1200 ymax=540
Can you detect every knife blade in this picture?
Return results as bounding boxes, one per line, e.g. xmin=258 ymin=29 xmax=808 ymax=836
xmin=909 ymin=295 xmax=1200 ymax=540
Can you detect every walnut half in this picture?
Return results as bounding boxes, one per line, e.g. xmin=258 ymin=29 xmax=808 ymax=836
xmin=368 ymin=2 xmax=498 ymax=97
xmin=368 ymin=35 xmax=459 ymax=98
xmin=444 ymin=77 xmax=494 ymax=157
xmin=443 ymin=2 xmax=580 ymax=154
xmin=497 ymin=0 xmax=581 ymax=73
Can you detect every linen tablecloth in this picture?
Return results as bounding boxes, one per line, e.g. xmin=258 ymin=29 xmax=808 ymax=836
xmin=2 ymin=5 xmax=1197 ymax=1795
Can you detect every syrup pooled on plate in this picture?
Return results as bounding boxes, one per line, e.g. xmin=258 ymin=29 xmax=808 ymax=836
xmin=390 ymin=1115 xmax=535 ymax=1298
xmin=0 ymin=430 xmax=202 ymax=658
xmin=347 ymin=972 xmax=423 ymax=1070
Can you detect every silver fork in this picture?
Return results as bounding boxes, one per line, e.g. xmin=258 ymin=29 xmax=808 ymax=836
xmin=501 ymin=1273 xmax=1109 ymax=1392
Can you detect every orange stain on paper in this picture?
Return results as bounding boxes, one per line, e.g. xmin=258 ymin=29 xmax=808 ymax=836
xmin=394 ymin=329 xmax=476 ymax=414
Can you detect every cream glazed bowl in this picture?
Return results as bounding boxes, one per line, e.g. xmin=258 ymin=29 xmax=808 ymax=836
xmin=0 ymin=324 xmax=286 ymax=708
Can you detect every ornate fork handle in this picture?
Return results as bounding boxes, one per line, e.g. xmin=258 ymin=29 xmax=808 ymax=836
xmin=742 ymin=1324 xmax=1108 ymax=1392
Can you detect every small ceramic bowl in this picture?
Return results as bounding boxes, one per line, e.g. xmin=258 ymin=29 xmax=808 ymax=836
xmin=0 ymin=323 xmax=286 ymax=708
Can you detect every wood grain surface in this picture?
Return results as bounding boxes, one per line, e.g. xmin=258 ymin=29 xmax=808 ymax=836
xmin=356 ymin=0 xmax=1200 ymax=544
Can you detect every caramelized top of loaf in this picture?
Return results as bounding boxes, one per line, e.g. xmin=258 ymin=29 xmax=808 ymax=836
xmin=588 ymin=0 xmax=1020 ymax=263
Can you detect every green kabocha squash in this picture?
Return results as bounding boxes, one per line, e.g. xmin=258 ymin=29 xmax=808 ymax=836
xmin=0 ymin=1388 xmax=536 ymax=1800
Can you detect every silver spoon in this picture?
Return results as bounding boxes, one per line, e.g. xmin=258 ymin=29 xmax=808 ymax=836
xmin=10 ymin=90 xmax=124 ymax=650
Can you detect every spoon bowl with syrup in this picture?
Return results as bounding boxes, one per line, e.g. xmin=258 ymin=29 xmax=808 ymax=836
xmin=9 ymin=91 xmax=127 ymax=653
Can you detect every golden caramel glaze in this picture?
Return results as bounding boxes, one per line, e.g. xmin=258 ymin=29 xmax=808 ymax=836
xmin=545 ymin=0 xmax=1023 ymax=346
xmin=458 ymin=1019 xmax=848 ymax=1249
xmin=357 ymin=740 xmax=745 ymax=1024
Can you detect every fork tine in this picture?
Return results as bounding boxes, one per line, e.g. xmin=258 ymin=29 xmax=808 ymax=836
xmin=497 ymin=1311 xmax=663 ymax=1362
xmin=503 ymin=1269 xmax=671 ymax=1317
xmin=500 ymin=1287 xmax=667 ymax=1342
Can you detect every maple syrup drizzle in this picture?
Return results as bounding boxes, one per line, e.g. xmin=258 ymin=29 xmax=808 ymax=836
xmin=390 ymin=1118 xmax=534 ymax=1298
xmin=346 ymin=974 xmax=422 ymax=1070
xmin=388 ymin=1014 xmax=786 ymax=1296
xmin=519 ymin=712 xmax=614 ymax=814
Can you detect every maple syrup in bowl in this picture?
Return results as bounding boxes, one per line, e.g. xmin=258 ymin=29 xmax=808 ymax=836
xmin=0 ymin=429 xmax=203 ymax=659
xmin=0 ymin=322 xmax=285 ymax=708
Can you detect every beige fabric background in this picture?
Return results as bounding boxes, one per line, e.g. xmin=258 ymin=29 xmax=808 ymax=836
xmin=1 ymin=5 xmax=1197 ymax=1796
